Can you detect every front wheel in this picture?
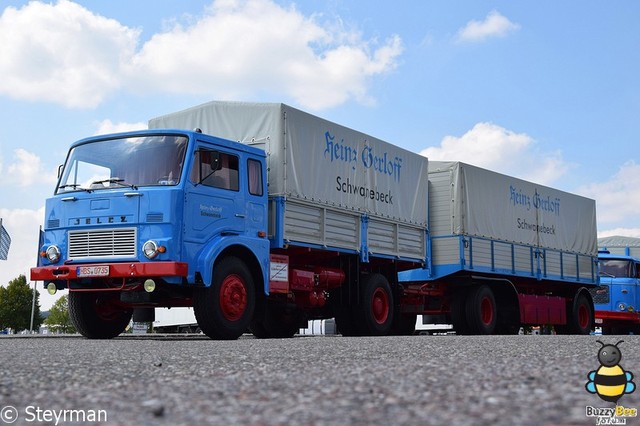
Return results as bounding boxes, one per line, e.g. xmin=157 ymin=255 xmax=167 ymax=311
xmin=69 ymin=292 xmax=132 ymax=339
xmin=194 ymin=257 xmax=255 ymax=340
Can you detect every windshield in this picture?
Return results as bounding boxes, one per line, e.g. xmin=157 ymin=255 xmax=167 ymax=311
xmin=57 ymin=135 xmax=188 ymax=194
xmin=598 ymin=259 xmax=634 ymax=278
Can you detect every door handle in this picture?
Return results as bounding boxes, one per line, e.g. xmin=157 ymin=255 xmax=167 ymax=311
xmin=235 ymin=214 xmax=246 ymax=218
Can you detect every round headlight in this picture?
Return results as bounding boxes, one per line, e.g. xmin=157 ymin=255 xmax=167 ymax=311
xmin=143 ymin=240 xmax=159 ymax=259
xmin=618 ymin=303 xmax=627 ymax=311
xmin=45 ymin=245 xmax=61 ymax=263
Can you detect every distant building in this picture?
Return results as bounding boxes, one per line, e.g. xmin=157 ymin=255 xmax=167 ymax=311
xmin=0 ymin=218 xmax=11 ymax=260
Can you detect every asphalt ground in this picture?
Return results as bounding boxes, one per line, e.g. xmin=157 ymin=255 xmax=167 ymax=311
xmin=0 ymin=334 xmax=639 ymax=426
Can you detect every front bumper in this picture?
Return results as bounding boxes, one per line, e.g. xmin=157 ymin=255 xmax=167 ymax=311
xmin=31 ymin=261 xmax=188 ymax=282
xmin=594 ymin=310 xmax=640 ymax=325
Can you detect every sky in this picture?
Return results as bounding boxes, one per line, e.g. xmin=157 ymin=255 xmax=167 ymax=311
xmin=0 ymin=0 xmax=639 ymax=310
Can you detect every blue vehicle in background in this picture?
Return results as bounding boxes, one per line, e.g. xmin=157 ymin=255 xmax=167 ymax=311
xmin=594 ymin=236 xmax=640 ymax=334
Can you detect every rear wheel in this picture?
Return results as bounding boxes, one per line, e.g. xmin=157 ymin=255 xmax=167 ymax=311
xmin=69 ymin=292 xmax=132 ymax=339
xmin=194 ymin=257 xmax=255 ymax=340
xmin=557 ymin=292 xmax=593 ymax=335
xmin=465 ymin=285 xmax=497 ymax=335
xmin=354 ymin=274 xmax=394 ymax=336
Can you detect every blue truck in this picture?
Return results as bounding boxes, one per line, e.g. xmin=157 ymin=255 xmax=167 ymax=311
xmin=593 ymin=236 xmax=640 ymax=334
xmin=31 ymin=101 xmax=598 ymax=339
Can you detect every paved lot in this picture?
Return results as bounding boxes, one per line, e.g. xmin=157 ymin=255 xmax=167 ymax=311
xmin=0 ymin=334 xmax=639 ymax=425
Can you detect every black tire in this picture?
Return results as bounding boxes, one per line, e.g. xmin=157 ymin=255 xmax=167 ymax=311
xmin=354 ymin=273 xmax=394 ymax=336
xmin=193 ymin=257 xmax=255 ymax=340
xmin=557 ymin=292 xmax=593 ymax=335
xmin=69 ymin=292 xmax=132 ymax=339
xmin=450 ymin=290 xmax=470 ymax=335
xmin=250 ymin=302 xmax=301 ymax=339
xmin=465 ymin=285 xmax=497 ymax=335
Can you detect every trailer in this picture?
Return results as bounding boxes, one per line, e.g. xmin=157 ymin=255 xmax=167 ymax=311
xmin=31 ymin=101 xmax=597 ymax=339
xmin=593 ymin=236 xmax=640 ymax=334
xmin=398 ymin=161 xmax=597 ymax=334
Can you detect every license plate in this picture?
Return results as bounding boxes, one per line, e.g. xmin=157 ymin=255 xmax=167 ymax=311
xmin=595 ymin=318 xmax=603 ymax=324
xmin=77 ymin=266 xmax=110 ymax=277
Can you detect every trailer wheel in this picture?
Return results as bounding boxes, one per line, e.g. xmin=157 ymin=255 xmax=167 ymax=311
xmin=558 ymin=292 xmax=593 ymax=335
xmin=193 ymin=256 xmax=255 ymax=340
xmin=465 ymin=285 xmax=497 ymax=335
xmin=69 ymin=292 xmax=132 ymax=339
xmin=355 ymin=274 xmax=394 ymax=336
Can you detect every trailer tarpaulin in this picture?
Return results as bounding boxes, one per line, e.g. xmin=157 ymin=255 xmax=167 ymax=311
xmin=431 ymin=161 xmax=597 ymax=256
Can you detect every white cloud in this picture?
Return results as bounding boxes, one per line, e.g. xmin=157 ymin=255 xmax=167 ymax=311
xmin=0 ymin=0 xmax=139 ymax=108
xmin=5 ymin=149 xmax=57 ymax=188
xmin=598 ymin=228 xmax=640 ymax=239
xmin=419 ymin=122 xmax=569 ymax=185
xmin=94 ymin=119 xmax=147 ymax=135
xmin=456 ymin=10 xmax=520 ymax=43
xmin=127 ymin=0 xmax=402 ymax=110
xmin=578 ymin=161 xmax=640 ymax=226
xmin=0 ymin=0 xmax=402 ymax=110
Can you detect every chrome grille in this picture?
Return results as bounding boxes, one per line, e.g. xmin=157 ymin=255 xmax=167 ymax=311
xmin=68 ymin=228 xmax=137 ymax=259
xmin=589 ymin=285 xmax=610 ymax=304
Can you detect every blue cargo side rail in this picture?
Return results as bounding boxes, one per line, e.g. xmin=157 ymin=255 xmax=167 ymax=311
xmin=398 ymin=234 xmax=597 ymax=335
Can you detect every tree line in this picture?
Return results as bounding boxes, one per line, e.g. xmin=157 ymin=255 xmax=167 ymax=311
xmin=0 ymin=275 xmax=75 ymax=334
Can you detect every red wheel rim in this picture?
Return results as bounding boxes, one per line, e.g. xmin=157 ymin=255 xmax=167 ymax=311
xmin=372 ymin=288 xmax=390 ymax=325
xmin=578 ymin=303 xmax=589 ymax=329
xmin=480 ymin=296 xmax=494 ymax=326
xmin=219 ymin=274 xmax=248 ymax=321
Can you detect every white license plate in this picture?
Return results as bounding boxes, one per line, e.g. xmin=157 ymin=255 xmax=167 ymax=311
xmin=595 ymin=318 xmax=603 ymax=324
xmin=77 ymin=266 xmax=110 ymax=277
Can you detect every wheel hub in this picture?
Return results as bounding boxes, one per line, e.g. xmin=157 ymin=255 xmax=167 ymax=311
xmin=219 ymin=274 xmax=248 ymax=321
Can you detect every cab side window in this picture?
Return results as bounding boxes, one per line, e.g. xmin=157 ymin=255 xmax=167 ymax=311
xmin=191 ymin=149 xmax=239 ymax=191
xmin=247 ymin=159 xmax=263 ymax=196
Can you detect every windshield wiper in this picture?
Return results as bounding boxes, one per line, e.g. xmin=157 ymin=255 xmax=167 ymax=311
xmin=58 ymin=184 xmax=92 ymax=193
xmin=91 ymin=178 xmax=138 ymax=190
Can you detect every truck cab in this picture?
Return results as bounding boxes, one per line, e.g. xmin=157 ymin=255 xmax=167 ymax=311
xmin=594 ymin=251 xmax=640 ymax=334
xmin=31 ymin=129 xmax=270 ymax=339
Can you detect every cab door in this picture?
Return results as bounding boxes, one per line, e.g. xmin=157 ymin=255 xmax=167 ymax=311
xmin=183 ymin=146 xmax=246 ymax=247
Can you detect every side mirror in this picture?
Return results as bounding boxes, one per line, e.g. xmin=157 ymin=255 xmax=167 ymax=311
xmin=57 ymin=164 xmax=64 ymax=179
xmin=209 ymin=151 xmax=222 ymax=171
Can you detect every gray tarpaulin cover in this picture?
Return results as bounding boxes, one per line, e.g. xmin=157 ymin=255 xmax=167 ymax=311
xmin=150 ymin=101 xmax=429 ymax=227
xmin=430 ymin=161 xmax=597 ymax=256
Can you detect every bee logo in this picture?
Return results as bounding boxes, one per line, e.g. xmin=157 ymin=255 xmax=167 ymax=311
xmin=585 ymin=340 xmax=636 ymax=403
